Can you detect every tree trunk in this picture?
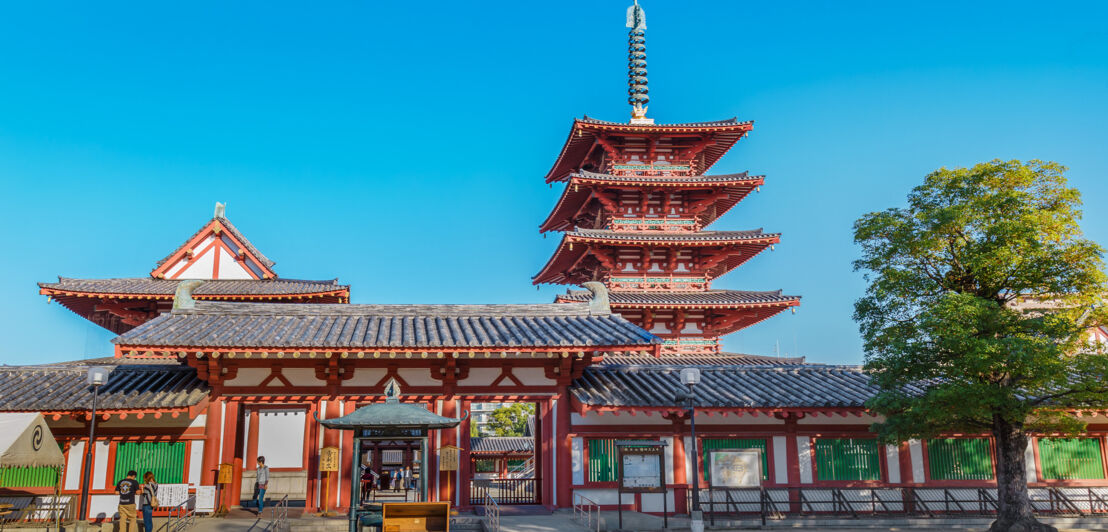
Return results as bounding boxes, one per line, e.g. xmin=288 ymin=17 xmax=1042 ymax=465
xmin=989 ymin=416 xmax=1056 ymax=532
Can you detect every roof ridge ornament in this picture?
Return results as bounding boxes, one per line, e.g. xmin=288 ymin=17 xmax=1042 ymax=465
xmin=583 ymin=281 xmax=611 ymax=316
xmin=214 ymin=202 xmax=226 ymax=219
xmin=626 ymin=1 xmax=652 ymax=124
xmin=172 ymin=280 xmax=205 ymax=310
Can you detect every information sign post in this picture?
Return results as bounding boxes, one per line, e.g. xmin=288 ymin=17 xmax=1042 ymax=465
xmin=615 ymin=440 xmax=668 ymax=529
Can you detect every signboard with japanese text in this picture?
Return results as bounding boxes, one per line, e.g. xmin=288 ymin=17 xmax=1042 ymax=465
xmin=320 ymin=446 xmax=340 ymax=472
xmin=439 ymin=445 xmax=460 ymax=471
xmin=158 ymin=484 xmax=189 ymax=509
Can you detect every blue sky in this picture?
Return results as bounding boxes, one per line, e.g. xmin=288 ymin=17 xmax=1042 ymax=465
xmin=1 ymin=1 xmax=1105 ymax=366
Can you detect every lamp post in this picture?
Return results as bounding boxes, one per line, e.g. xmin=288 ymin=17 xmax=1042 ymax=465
xmin=78 ymin=367 xmax=110 ymax=525
xmin=679 ymin=367 xmax=703 ymax=532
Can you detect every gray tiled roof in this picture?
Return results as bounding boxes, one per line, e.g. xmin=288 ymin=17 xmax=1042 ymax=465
xmin=39 ymin=277 xmax=348 ymax=296
xmin=569 ymin=229 xmax=775 ymax=243
xmin=0 ymin=359 xmax=208 ymax=411
xmin=598 ymin=352 xmax=807 ymax=366
xmin=571 ymin=364 xmax=896 ymax=408
xmin=558 ymin=289 xmax=800 ymax=307
xmin=154 ymin=216 xmax=275 ymax=269
xmin=113 ymin=301 xmax=660 ymax=350
xmin=470 ymin=437 xmax=534 ymax=454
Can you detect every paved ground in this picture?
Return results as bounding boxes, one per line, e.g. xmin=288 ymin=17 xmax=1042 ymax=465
xmin=45 ymin=511 xmax=1108 ymax=532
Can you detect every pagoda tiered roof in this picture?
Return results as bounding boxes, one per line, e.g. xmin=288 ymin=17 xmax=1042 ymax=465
xmin=539 ymin=171 xmax=764 ymax=232
xmin=545 ymin=116 xmax=754 ymax=183
xmin=556 ymin=289 xmax=801 ymax=309
xmin=598 ymin=352 xmax=807 ymax=366
xmin=532 ymin=229 xmax=779 ymax=285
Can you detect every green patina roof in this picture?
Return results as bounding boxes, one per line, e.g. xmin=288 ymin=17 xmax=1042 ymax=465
xmin=318 ymin=380 xmax=462 ymax=430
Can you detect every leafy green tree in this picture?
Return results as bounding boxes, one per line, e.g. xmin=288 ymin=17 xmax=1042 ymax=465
xmin=853 ymin=160 xmax=1107 ymax=532
xmin=487 ymin=403 xmax=535 ymax=437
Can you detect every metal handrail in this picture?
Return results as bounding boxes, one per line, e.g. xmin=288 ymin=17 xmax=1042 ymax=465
xmin=572 ymin=493 xmax=600 ymax=532
xmin=483 ymin=492 xmax=500 ymax=532
xmin=166 ymin=495 xmax=196 ymax=532
xmin=269 ymin=495 xmax=289 ymax=532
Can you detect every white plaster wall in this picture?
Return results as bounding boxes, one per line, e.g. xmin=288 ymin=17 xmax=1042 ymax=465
xmin=189 ymin=414 xmax=207 ymax=431
xmin=571 ymin=488 xmax=634 ymax=506
xmin=908 ymin=440 xmax=925 ymax=483
xmin=797 ymin=414 xmax=881 ymax=425
xmin=660 ymin=436 xmax=674 ymax=484
xmin=571 ymin=411 xmax=671 ymax=426
xmin=64 ymin=441 xmax=84 ymax=490
xmin=282 ymin=368 xmax=325 ymax=387
xmin=344 ymin=367 xmax=386 ymax=387
xmin=91 ymin=441 xmax=110 ymax=490
xmin=796 ymin=437 xmax=812 ymax=484
xmin=397 ymin=368 xmax=438 ymax=387
xmin=224 ymin=368 xmax=269 ymax=387
xmin=684 ymin=436 xmax=693 ymax=483
xmin=188 ymin=440 xmax=205 ymax=487
xmin=459 ymin=367 xmax=500 ymax=386
xmin=571 ymin=437 xmax=584 ymax=486
xmin=513 ymin=367 xmax=555 ymax=386
xmin=885 ymin=445 xmax=901 ymax=484
xmin=216 ymin=246 xmax=253 ymax=279
xmin=641 ymin=492 xmax=676 ymax=513
xmin=88 ymin=494 xmax=120 ymax=520
xmin=1025 ymin=440 xmax=1037 ymax=483
xmin=257 ymin=409 xmax=305 ymax=469
xmin=771 ymin=436 xmax=788 ymax=484
xmin=693 ymin=412 xmax=784 ymax=425
xmin=176 ymin=244 xmax=217 ymax=279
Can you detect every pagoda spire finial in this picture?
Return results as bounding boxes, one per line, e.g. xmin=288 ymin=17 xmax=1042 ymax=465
xmin=626 ymin=0 xmax=651 ymax=123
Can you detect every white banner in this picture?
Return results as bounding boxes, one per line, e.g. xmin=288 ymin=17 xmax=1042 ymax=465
xmin=158 ymin=484 xmax=190 ymax=509
xmin=195 ymin=486 xmax=217 ymax=513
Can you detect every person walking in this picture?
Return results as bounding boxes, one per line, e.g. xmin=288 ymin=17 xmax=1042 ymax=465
xmin=114 ymin=470 xmax=140 ymax=532
xmin=140 ymin=472 xmax=158 ymax=532
xmin=254 ymin=456 xmax=270 ymax=514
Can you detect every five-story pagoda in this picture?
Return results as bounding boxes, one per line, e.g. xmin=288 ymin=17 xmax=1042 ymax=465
xmin=534 ymin=1 xmax=800 ymax=355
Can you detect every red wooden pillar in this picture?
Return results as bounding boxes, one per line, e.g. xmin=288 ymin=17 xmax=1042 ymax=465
xmin=339 ymin=401 xmax=357 ymax=510
xmin=555 ymin=387 xmax=572 ymax=508
xmin=539 ymin=398 xmax=554 ymax=509
xmin=245 ymin=408 xmax=260 ymax=467
xmin=438 ymin=399 xmax=458 ymax=505
xmin=459 ymin=399 xmax=472 ymax=510
xmin=426 ymin=401 xmax=438 ymax=502
xmin=201 ymin=398 xmax=224 ymax=485
xmin=672 ymin=418 xmax=688 ymax=514
xmin=321 ymin=399 xmax=342 ymax=512
xmin=304 ymin=399 xmax=321 ymax=512
xmin=220 ymin=400 xmax=242 ymax=507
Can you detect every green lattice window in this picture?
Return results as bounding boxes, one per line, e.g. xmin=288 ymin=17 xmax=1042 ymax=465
xmin=506 ymin=459 xmax=527 ymax=468
xmin=113 ymin=442 xmax=186 ymax=484
xmin=702 ymin=438 xmax=768 ymax=481
xmin=473 ymin=459 xmax=497 ymax=473
xmin=0 ymin=466 xmax=60 ymax=488
xmin=815 ymin=438 xmax=881 ymax=481
xmin=1038 ymin=438 xmax=1105 ymax=480
xmin=587 ymin=439 xmax=618 ymax=482
xmin=927 ymin=438 xmax=993 ymax=480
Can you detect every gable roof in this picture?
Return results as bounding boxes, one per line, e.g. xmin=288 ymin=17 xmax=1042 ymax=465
xmin=150 ymin=215 xmax=276 ymax=279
